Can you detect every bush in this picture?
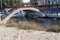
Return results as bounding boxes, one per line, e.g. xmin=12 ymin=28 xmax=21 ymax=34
xmin=47 ymin=25 xmax=60 ymax=32
xmin=6 ymin=20 xmax=46 ymax=31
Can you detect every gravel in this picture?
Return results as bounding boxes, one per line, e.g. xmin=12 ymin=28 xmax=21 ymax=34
xmin=0 ymin=26 xmax=60 ymax=40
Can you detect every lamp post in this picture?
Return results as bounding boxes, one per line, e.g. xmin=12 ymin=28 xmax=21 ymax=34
xmin=1 ymin=0 xmax=2 ymax=9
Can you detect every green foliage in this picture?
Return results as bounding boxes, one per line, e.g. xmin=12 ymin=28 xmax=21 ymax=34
xmin=30 ymin=0 xmax=37 ymax=5
xmin=0 ymin=0 xmax=24 ymax=9
xmin=48 ymin=25 xmax=60 ymax=32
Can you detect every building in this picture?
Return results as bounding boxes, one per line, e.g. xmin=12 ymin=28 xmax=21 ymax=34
xmin=57 ymin=0 xmax=60 ymax=4
xmin=30 ymin=0 xmax=60 ymax=5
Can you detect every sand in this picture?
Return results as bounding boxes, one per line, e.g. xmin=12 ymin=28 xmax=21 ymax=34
xmin=0 ymin=27 xmax=60 ymax=40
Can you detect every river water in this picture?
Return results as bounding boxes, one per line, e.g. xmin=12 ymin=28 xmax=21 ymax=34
xmin=27 ymin=18 xmax=60 ymax=28
xmin=6 ymin=14 xmax=60 ymax=28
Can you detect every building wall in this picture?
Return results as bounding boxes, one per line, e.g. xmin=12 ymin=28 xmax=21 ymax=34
xmin=57 ymin=0 xmax=60 ymax=4
xmin=30 ymin=0 xmax=60 ymax=5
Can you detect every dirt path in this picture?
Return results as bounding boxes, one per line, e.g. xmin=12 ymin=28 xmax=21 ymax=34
xmin=0 ymin=26 xmax=60 ymax=40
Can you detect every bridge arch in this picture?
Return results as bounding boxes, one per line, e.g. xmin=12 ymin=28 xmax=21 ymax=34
xmin=1 ymin=8 xmax=40 ymax=24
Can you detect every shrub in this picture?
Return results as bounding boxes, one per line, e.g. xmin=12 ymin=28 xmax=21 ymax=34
xmin=6 ymin=20 xmax=46 ymax=31
xmin=47 ymin=25 xmax=60 ymax=32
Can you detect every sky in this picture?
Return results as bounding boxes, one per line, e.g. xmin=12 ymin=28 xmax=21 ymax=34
xmin=22 ymin=0 xmax=30 ymax=3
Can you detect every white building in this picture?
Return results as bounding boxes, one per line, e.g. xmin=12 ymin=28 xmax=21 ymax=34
xmin=37 ymin=0 xmax=60 ymax=5
xmin=57 ymin=0 xmax=60 ymax=4
xmin=30 ymin=0 xmax=60 ymax=5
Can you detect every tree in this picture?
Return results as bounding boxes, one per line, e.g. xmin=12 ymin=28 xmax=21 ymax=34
xmin=30 ymin=0 xmax=37 ymax=5
xmin=0 ymin=0 xmax=24 ymax=9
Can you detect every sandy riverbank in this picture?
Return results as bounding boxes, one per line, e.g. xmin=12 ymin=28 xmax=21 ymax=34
xmin=0 ymin=27 xmax=60 ymax=40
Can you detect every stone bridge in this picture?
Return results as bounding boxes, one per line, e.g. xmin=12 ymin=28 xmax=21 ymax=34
xmin=0 ymin=7 xmax=41 ymax=24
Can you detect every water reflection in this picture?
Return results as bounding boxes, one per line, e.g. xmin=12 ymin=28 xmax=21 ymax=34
xmin=6 ymin=16 xmax=60 ymax=32
xmin=26 ymin=17 xmax=60 ymax=27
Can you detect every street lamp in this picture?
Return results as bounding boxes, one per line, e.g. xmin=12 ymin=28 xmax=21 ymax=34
xmin=1 ymin=0 xmax=2 ymax=9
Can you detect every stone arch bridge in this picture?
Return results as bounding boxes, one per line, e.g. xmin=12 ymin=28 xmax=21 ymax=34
xmin=0 ymin=7 xmax=44 ymax=24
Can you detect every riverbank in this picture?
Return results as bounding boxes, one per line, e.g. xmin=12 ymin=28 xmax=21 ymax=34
xmin=0 ymin=26 xmax=60 ymax=40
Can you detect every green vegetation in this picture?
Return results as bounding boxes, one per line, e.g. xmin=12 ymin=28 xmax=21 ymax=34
xmin=47 ymin=20 xmax=60 ymax=32
xmin=6 ymin=18 xmax=46 ymax=31
xmin=0 ymin=0 xmax=23 ymax=9
xmin=6 ymin=18 xmax=60 ymax=32
xmin=0 ymin=0 xmax=38 ymax=9
xmin=30 ymin=0 xmax=37 ymax=5
xmin=47 ymin=25 xmax=60 ymax=32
